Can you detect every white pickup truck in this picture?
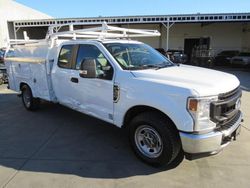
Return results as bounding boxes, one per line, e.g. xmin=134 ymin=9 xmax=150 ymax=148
xmin=5 ymin=23 xmax=243 ymax=166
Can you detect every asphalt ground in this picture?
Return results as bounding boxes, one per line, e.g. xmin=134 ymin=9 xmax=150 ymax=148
xmin=0 ymin=69 xmax=249 ymax=188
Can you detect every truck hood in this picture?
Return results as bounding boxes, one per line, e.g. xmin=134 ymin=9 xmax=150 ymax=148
xmin=131 ymin=65 xmax=240 ymax=96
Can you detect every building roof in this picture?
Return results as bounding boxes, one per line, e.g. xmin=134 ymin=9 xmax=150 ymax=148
xmin=0 ymin=0 xmax=52 ymax=21
xmin=12 ymin=12 xmax=250 ymax=28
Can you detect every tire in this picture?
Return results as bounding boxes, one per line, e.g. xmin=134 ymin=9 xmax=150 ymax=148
xmin=21 ymin=85 xmax=40 ymax=111
xmin=128 ymin=111 xmax=181 ymax=166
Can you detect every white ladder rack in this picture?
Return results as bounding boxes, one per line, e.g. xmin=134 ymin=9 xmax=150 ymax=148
xmin=8 ymin=22 xmax=161 ymax=47
xmin=47 ymin=22 xmax=160 ymax=39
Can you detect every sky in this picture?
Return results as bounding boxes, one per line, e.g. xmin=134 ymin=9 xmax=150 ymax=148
xmin=15 ymin=0 xmax=250 ymax=18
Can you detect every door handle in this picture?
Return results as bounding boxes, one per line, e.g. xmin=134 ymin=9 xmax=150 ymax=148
xmin=71 ymin=77 xmax=79 ymax=83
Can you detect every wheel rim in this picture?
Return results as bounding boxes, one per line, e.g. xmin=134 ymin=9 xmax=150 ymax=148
xmin=134 ymin=125 xmax=163 ymax=158
xmin=22 ymin=88 xmax=31 ymax=108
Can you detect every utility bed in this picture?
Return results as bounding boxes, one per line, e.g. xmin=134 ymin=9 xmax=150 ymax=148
xmin=5 ymin=43 xmax=56 ymax=101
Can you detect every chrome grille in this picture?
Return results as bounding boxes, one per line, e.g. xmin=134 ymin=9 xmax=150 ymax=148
xmin=210 ymin=86 xmax=242 ymax=124
xmin=217 ymin=110 xmax=241 ymax=131
xmin=218 ymin=86 xmax=240 ymax=101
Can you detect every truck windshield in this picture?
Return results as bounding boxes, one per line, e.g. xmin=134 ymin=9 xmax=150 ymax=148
xmin=104 ymin=43 xmax=174 ymax=70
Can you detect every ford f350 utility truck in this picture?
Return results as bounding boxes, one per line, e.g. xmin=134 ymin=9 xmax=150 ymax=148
xmin=5 ymin=23 xmax=243 ymax=166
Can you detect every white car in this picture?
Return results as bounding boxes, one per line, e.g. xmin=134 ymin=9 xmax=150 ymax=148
xmin=231 ymin=52 xmax=250 ymax=67
xmin=4 ymin=24 xmax=243 ymax=166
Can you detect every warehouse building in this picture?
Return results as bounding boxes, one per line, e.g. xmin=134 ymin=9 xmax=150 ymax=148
xmin=0 ymin=1 xmax=250 ymax=62
xmin=7 ymin=13 xmax=250 ymax=58
xmin=0 ymin=0 xmax=51 ymax=48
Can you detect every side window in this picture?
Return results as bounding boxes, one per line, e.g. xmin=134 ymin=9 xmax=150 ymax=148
xmin=58 ymin=45 xmax=73 ymax=69
xmin=76 ymin=44 xmax=114 ymax=80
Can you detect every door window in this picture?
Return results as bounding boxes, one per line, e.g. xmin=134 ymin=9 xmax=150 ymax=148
xmin=76 ymin=44 xmax=114 ymax=80
xmin=58 ymin=45 xmax=74 ymax=69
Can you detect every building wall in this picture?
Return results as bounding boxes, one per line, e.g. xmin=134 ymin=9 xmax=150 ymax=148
xmin=8 ymin=20 xmax=250 ymax=55
xmin=169 ymin=23 xmax=246 ymax=54
xmin=242 ymin=23 xmax=250 ymax=52
xmin=121 ymin=24 xmax=162 ymax=48
xmin=128 ymin=22 xmax=250 ymax=54
xmin=0 ymin=20 xmax=9 ymax=48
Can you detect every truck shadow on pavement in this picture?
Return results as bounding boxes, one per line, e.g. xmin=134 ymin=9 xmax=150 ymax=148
xmin=0 ymin=94 xmax=184 ymax=179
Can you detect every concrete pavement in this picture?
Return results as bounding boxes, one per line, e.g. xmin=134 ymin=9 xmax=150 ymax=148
xmin=0 ymin=69 xmax=249 ymax=188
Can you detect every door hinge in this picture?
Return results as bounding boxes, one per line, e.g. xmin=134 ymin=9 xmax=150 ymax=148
xmin=113 ymin=84 xmax=120 ymax=103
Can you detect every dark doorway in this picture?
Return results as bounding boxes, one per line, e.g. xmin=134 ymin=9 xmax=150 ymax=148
xmin=184 ymin=38 xmax=210 ymax=64
xmin=16 ymin=27 xmax=49 ymax=40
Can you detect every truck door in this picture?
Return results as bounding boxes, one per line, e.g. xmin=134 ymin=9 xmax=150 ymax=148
xmin=70 ymin=44 xmax=115 ymax=123
xmin=52 ymin=44 xmax=77 ymax=108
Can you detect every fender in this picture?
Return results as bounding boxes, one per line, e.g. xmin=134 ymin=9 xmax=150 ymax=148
xmin=113 ymin=75 xmax=195 ymax=132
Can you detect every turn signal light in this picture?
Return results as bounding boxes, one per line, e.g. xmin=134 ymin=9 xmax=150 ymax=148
xmin=188 ymin=99 xmax=198 ymax=112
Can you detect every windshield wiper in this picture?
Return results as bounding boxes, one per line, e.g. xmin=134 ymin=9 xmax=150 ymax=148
xmin=128 ymin=63 xmax=173 ymax=71
xmin=140 ymin=64 xmax=161 ymax=69
xmin=154 ymin=63 xmax=175 ymax=70
xmin=137 ymin=63 xmax=174 ymax=70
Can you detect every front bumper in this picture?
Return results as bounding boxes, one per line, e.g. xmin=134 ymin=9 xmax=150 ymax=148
xmin=179 ymin=111 xmax=242 ymax=159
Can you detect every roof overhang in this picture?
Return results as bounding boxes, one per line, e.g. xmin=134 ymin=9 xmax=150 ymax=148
xmin=11 ymin=12 xmax=250 ymax=28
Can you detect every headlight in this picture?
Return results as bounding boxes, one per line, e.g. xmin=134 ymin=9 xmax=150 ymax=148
xmin=187 ymin=96 xmax=218 ymax=132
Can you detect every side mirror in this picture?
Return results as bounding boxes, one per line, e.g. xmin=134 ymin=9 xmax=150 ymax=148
xmin=79 ymin=59 xmax=97 ymax=78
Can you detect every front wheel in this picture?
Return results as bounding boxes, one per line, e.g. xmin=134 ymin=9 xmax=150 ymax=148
xmin=21 ymin=85 xmax=40 ymax=111
xmin=129 ymin=111 xmax=182 ymax=166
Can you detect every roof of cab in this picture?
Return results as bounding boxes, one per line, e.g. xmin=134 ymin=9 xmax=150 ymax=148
xmin=59 ymin=39 xmax=143 ymax=45
xmin=101 ymin=39 xmax=142 ymax=44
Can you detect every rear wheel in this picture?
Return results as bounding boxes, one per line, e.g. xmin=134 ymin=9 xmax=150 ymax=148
xmin=129 ymin=111 xmax=181 ymax=166
xmin=21 ymin=85 xmax=40 ymax=111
